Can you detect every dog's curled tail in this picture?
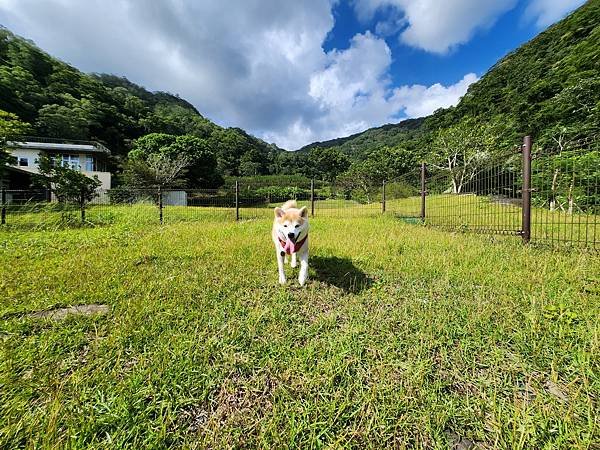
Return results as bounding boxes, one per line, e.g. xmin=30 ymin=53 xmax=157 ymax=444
xmin=281 ymin=200 xmax=298 ymax=210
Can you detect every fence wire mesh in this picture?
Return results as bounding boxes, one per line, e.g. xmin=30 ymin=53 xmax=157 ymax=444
xmin=235 ymin=178 xmax=387 ymax=220
xmin=530 ymin=135 xmax=599 ymax=248
xmin=1 ymin=135 xmax=598 ymax=249
xmin=423 ymin=147 xmax=524 ymax=235
xmin=386 ymin=167 xmax=423 ymax=223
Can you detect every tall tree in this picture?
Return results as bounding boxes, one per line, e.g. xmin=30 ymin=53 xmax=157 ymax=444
xmin=128 ymin=133 xmax=221 ymax=187
xmin=122 ymin=153 xmax=191 ymax=189
xmin=429 ymin=118 xmax=506 ymax=194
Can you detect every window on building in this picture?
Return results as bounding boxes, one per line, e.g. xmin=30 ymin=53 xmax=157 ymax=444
xmin=18 ymin=157 xmax=29 ymax=167
xmin=62 ymin=154 xmax=80 ymax=170
xmin=85 ymin=155 xmax=96 ymax=171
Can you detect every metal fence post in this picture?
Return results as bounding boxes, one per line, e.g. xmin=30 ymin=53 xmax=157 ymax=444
xmin=235 ymin=180 xmax=239 ymax=221
xmin=1 ymin=188 xmax=6 ymax=225
xmin=522 ymin=135 xmax=532 ymax=243
xmin=310 ymin=179 xmax=315 ymax=217
xmin=420 ymin=162 xmax=426 ymax=222
xmin=80 ymin=187 xmax=86 ymax=223
xmin=382 ymin=180 xmax=386 ymax=213
xmin=158 ymin=187 xmax=163 ymax=225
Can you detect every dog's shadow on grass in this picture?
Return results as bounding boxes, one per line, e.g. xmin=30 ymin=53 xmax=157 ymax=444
xmin=310 ymin=256 xmax=372 ymax=294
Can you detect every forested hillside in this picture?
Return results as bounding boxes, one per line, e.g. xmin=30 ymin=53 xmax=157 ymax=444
xmin=0 ymin=27 xmax=283 ymax=180
xmin=452 ymin=0 xmax=599 ymax=143
xmin=300 ymin=118 xmax=424 ymax=158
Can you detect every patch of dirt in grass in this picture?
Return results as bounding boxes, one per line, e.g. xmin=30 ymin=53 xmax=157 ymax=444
xmin=176 ymin=404 xmax=209 ymax=434
xmin=544 ymin=379 xmax=569 ymax=403
xmin=294 ymin=286 xmax=350 ymax=325
xmin=516 ymin=379 xmax=537 ymax=402
xmin=60 ymin=344 xmax=91 ymax=378
xmin=175 ymin=371 xmax=278 ymax=442
xmin=211 ymin=371 xmax=277 ymax=424
xmin=515 ymin=372 xmax=570 ymax=404
xmin=29 ymin=304 xmax=109 ymax=320
xmin=133 ymin=254 xmax=159 ymax=266
xmin=122 ymin=356 xmax=139 ymax=373
xmin=302 ymin=300 xmax=347 ymax=324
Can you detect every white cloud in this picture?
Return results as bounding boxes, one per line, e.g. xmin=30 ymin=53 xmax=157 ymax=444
xmin=0 ymin=0 xmax=478 ymax=150
xmin=524 ymin=0 xmax=586 ymax=27
xmin=309 ymin=32 xmax=391 ymax=109
xmin=353 ymin=0 xmax=517 ymax=54
xmin=391 ymin=73 xmax=478 ymax=117
xmin=266 ymin=33 xmax=478 ymax=148
xmin=264 ymin=31 xmax=396 ymax=148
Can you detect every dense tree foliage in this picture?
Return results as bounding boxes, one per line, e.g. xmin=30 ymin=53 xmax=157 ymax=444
xmin=305 ymin=147 xmax=350 ymax=182
xmin=299 ymin=119 xmax=424 ymax=158
xmin=0 ymin=109 xmax=31 ymax=180
xmin=128 ymin=133 xmax=222 ymax=188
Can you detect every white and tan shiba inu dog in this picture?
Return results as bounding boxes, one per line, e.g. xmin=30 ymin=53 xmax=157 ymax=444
xmin=272 ymin=200 xmax=309 ymax=286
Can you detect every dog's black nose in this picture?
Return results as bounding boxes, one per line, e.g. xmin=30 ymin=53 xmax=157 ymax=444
xmin=287 ymin=232 xmax=295 ymax=239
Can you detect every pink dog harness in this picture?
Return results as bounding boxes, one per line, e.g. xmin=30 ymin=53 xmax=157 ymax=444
xmin=279 ymin=234 xmax=308 ymax=255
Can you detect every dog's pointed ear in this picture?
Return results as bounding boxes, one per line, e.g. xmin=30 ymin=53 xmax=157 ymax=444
xmin=274 ymin=207 xmax=284 ymax=218
xmin=299 ymin=206 xmax=308 ymax=218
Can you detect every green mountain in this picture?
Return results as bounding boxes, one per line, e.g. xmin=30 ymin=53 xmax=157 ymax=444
xmin=299 ymin=118 xmax=424 ymax=158
xmin=0 ymin=26 xmax=282 ymax=176
xmin=303 ymin=0 xmax=600 ymax=154
xmin=451 ymin=0 xmax=599 ymax=141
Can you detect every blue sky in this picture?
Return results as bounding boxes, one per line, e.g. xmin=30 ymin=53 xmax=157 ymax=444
xmin=326 ymin=1 xmax=536 ymax=87
xmin=0 ymin=0 xmax=587 ymax=149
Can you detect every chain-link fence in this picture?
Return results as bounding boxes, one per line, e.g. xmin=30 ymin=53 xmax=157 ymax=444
xmin=1 ymin=135 xmax=598 ymax=249
xmin=411 ymin=134 xmax=599 ymax=249
xmin=422 ymin=146 xmax=524 ymax=236
xmin=0 ymin=182 xmax=391 ymax=230
xmin=529 ymin=135 xmax=599 ymax=247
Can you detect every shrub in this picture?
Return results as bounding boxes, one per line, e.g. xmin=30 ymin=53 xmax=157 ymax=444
xmin=253 ymin=186 xmax=309 ymax=203
xmin=385 ymin=180 xmax=420 ymax=199
xmin=107 ymin=188 xmax=156 ymax=205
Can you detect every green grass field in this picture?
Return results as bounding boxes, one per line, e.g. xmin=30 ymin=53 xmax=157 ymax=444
xmin=1 ymin=212 xmax=598 ymax=448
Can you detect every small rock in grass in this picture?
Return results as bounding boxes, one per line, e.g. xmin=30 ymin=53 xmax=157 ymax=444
xmin=445 ymin=430 xmax=475 ymax=450
xmin=544 ymin=380 xmax=569 ymax=402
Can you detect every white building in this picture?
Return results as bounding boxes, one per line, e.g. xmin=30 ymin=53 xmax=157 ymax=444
xmin=4 ymin=138 xmax=111 ymax=191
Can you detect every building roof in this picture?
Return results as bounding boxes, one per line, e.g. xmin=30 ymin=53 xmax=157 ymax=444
xmin=7 ymin=137 xmax=111 ymax=154
xmin=4 ymin=165 xmax=33 ymax=176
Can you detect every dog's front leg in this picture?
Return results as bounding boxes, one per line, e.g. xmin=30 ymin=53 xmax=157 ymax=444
xmin=291 ymin=252 xmax=297 ymax=268
xmin=298 ymin=250 xmax=308 ymax=286
xmin=277 ymin=249 xmax=286 ymax=284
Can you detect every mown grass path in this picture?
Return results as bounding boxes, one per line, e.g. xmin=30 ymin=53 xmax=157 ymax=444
xmin=1 ymin=216 xmax=598 ymax=448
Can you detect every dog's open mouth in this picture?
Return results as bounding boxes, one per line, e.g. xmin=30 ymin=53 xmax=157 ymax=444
xmin=288 ymin=235 xmax=297 ymax=243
